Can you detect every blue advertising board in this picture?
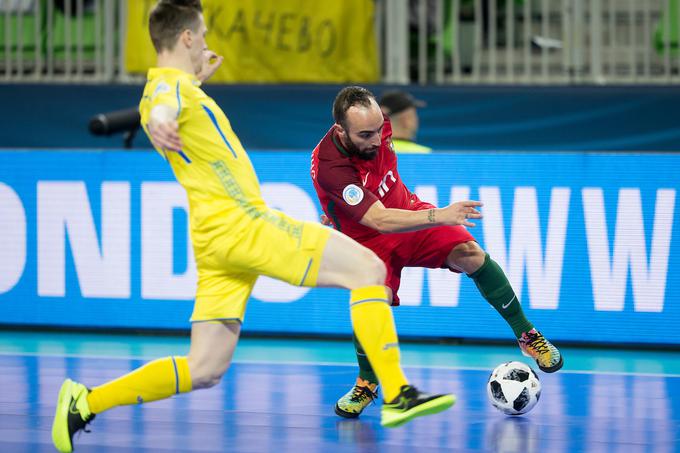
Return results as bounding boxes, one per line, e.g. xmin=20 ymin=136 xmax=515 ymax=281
xmin=0 ymin=150 xmax=678 ymax=345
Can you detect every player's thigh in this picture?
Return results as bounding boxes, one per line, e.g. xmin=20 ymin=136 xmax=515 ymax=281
xmin=316 ymin=228 xmax=386 ymax=289
xmin=237 ymin=210 xmax=333 ymax=287
xmin=445 ymin=240 xmax=485 ymax=273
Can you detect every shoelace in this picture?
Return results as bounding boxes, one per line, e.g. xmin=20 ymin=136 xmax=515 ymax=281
xmin=525 ymin=332 xmax=550 ymax=355
xmin=349 ymin=385 xmax=378 ymax=404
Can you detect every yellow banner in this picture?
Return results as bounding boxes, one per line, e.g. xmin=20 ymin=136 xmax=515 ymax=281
xmin=125 ymin=0 xmax=379 ymax=83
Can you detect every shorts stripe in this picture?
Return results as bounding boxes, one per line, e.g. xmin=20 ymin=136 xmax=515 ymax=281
xmin=191 ymin=318 xmax=243 ymax=325
xmin=299 ymin=258 xmax=313 ymax=286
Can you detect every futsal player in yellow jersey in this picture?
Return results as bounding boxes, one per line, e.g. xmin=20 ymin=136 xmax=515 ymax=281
xmin=51 ymin=2 xmax=463 ymax=450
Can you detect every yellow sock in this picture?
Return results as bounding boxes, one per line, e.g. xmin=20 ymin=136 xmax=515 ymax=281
xmin=350 ymin=285 xmax=408 ymax=402
xmin=87 ymin=356 xmax=192 ymax=414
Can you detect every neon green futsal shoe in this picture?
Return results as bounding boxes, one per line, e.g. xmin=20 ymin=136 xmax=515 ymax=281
xmin=335 ymin=378 xmax=378 ymax=418
xmin=52 ymin=379 xmax=95 ymax=453
xmin=380 ymin=385 xmax=456 ymax=428
xmin=518 ymin=328 xmax=564 ymax=373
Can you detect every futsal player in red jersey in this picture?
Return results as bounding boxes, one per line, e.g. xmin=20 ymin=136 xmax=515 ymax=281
xmin=311 ymin=86 xmax=563 ymax=419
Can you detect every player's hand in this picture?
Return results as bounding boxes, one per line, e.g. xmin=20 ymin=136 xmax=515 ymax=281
xmin=440 ymin=200 xmax=483 ymax=227
xmin=197 ymin=50 xmax=223 ymax=83
xmin=320 ymin=214 xmax=332 ymax=226
xmin=148 ymin=119 xmax=182 ymax=152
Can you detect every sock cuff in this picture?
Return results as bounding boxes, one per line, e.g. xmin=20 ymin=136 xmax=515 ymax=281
xmin=172 ymin=356 xmax=192 ymax=394
xmin=467 ymin=253 xmax=491 ymax=279
xmin=350 ymin=285 xmax=389 ymax=307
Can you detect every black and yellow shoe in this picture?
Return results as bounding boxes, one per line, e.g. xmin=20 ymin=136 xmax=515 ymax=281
xmin=52 ymin=379 xmax=95 ymax=453
xmin=380 ymin=385 xmax=455 ymax=428
xmin=334 ymin=378 xmax=378 ymax=418
xmin=518 ymin=328 xmax=564 ymax=373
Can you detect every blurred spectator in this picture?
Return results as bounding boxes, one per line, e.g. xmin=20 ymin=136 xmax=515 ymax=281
xmin=378 ymin=90 xmax=432 ymax=154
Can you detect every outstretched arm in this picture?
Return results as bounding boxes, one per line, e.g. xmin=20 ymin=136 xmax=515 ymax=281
xmin=359 ymin=199 xmax=483 ymax=234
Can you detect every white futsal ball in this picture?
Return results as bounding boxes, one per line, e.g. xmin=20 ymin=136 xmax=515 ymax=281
xmin=487 ymin=361 xmax=541 ymax=415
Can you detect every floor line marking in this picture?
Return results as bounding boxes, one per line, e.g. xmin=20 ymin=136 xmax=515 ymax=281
xmin=1 ymin=351 xmax=679 ymax=378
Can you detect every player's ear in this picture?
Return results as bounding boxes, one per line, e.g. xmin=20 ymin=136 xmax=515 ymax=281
xmin=179 ymin=29 xmax=192 ymax=49
xmin=335 ymin=123 xmax=347 ymax=138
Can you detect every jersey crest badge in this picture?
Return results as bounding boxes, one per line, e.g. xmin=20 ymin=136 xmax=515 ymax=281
xmin=152 ymin=81 xmax=170 ymax=100
xmin=342 ymin=184 xmax=364 ymax=206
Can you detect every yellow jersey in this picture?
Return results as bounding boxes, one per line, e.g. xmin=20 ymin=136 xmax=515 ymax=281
xmin=139 ymin=67 xmax=266 ymax=255
xmin=392 ymin=138 xmax=432 ymax=154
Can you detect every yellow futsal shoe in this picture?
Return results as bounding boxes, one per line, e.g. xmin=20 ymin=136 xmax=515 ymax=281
xmin=52 ymin=379 xmax=96 ymax=453
xmin=380 ymin=385 xmax=456 ymax=428
xmin=334 ymin=378 xmax=378 ymax=418
xmin=518 ymin=328 xmax=564 ymax=373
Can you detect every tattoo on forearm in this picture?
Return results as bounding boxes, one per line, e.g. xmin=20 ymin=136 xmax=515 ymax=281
xmin=428 ymin=209 xmax=435 ymax=223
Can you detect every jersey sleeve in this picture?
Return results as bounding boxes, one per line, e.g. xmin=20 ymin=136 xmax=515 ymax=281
xmin=139 ymin=77 xmax=194 ymax=160
xmin=140 ymin=77 xmax=192 ymax=128
xmin=316 ymin=157 xmax=379 ymax=222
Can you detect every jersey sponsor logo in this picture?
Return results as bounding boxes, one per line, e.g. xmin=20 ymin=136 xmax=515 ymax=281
xmin=69 ymin=399 xmax=80 ymax=415
xmin=342 ymin=184 xmax=364 ymax=206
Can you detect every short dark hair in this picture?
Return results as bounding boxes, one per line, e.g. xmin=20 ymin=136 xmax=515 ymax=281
xmin=149 ymin=0 xmax=203 ymax=53
xmin=332 ymin=86 xmax=376 ymax=128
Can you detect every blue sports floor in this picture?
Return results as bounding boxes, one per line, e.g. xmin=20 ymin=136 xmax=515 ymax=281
xmin=1 ymin=331 xmax=679 ymax=452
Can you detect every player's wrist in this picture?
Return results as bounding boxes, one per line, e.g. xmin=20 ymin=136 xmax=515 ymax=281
xmin=427 ymin=208 xmax=436 ymax=224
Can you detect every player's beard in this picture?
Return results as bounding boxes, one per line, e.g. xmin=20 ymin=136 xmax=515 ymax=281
xmin=345 ymin=136 xmax=379 ymax=161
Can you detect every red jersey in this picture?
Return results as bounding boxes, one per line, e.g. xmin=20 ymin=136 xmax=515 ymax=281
xmin=311 ymin=117 xmax=417 ymax=243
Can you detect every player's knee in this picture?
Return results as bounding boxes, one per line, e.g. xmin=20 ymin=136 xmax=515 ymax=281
xmin=469 ymin=244 xmax=486 ymax=262
xmin=353 ymin=250 xmax=386 ymax=287
xmin=456 ymin=240 xmax=482 ymax=255
xmin=449 ymin=241 xmax=486 ymax=273
xmin=368 ymin=253 xmax=387 ymax=284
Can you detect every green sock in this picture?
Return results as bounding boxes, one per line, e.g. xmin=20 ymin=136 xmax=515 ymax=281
xmin=468 ymin=253 xmax=533 ymax=338
xmin=353 ymin=333 xmax=378 ymax=384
